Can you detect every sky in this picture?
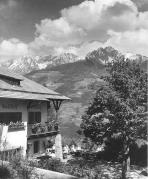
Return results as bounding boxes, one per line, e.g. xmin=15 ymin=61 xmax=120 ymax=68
xmin=0 ymin=0 xmax=148 ymax=61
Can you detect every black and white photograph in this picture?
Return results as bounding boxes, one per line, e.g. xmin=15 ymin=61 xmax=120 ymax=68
xmin=0 ymin=0 xmax=147 ymax=178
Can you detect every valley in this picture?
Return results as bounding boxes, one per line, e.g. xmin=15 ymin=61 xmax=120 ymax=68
xmin=1 ymin=46 xmax=147 ymax=143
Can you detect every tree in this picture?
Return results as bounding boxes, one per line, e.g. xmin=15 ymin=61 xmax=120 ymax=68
xmin=80 ymin=58 xmax=147 ymax=178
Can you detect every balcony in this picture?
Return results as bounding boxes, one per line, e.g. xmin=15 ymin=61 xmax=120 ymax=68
xmin=27 ymin=122 xmax=59 ymax=139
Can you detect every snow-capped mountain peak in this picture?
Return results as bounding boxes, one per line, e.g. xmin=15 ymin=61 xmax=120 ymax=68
xmin=0 ymin=53 xmax=80 ymax=74
xmin=0 ymin=47 xmax=147 ymax=74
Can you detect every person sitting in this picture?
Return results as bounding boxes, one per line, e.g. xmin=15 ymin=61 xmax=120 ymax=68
xmin=63 ymin=145 xmax=69 ymax=159
xmin=71 ymin=145 xmax=76 ymax=153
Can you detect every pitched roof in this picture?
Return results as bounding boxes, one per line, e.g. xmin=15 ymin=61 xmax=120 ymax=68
xmin=0 ymin=67 xmax=23 ymax=81
xmin=0 ymin=68 xmax=70 ymax=101
xmin=0 ymin=90 xmax=69 ymax=101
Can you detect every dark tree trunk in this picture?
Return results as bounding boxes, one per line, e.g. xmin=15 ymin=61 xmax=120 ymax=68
xmin=122 ymin=138 xmax=130 ymax=179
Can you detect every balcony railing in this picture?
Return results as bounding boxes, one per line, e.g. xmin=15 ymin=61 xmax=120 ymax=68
xmin=0 ymin=122 xmax=25 ymax=132
xmin=27 ymin=122 xmax=59 ymax=139
xmin=8 ymin=122 xmax=25 ymax=131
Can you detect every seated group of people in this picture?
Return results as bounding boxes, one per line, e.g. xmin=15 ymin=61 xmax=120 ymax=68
xmin=45 ymin=144 xmax=82 ymax=159
xmin=63 ymin=144 xmax=82 ymax=158
xmin=45 ymin=144 xmax=55 ymax=157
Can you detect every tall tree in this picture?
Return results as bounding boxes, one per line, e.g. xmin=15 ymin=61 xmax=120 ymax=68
xmin=80 ymin=59 xmax=147 ymax=178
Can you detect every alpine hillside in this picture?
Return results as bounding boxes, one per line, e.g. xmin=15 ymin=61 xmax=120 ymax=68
xmin=25 ymin=46 xmax=148 ymax=142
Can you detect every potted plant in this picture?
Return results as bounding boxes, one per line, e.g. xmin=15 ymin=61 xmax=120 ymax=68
xmin=31 ymin=123 xmax=40 ymax=134
xmin=8 ymin=121 xmax=25 ymax=130
xmin=54 ymin=122 xmax=59 ymax=131
xmin=31 ymin=124 xmax=37 ymax=134
xmin=40 ymin=126 xmax=45 ymax=133
xmin=47 ymin=123 xmax=53 ymax=132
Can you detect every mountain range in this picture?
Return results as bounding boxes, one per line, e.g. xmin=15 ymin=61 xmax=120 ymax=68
xmin=1 ymin=46 xmax=147 ymax=143
xmin=0 ymin=53 xmax=80 ymax=74
xmin=0 ymin=46 xmax=147 ymax=74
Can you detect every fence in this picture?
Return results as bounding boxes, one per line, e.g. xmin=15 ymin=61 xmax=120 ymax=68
xmin=0 ymin=147 xmax=22 ymax=161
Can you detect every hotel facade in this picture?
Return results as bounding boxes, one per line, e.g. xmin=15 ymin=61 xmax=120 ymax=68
xmin=0 ymin=68 xmax=70 ymax=160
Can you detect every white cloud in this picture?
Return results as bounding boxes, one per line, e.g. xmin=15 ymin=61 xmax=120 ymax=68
xmin=137 ymin=11 xmax=148 ymax=29
xmin=0 ymin=38 xmax=29 ymax=61
xmin=1 ymin=0 xmax=148 ymax=60
xmin=30 ymin=0 xmax=148 ymax=57
xmin=106 ymin=29 xmax=148 ymax=56
xmin=54 ymin=41 xmax=104 ymax=58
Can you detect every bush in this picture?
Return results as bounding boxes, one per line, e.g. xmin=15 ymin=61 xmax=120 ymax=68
xmin=0 ymin=165 xmax=12 ymax=179
xmin=130 ymin=141 xmax=147 ymax=166
xmin=65 ymin=158 xmax=104 ymax=179
xmin=102 ymin=137 xmax=123 ymax=162
xmin=10 ymin=155 xmax=38 ymax=179
xmin=37 ymin=156 xmax=103 ymax=178
xmin=38 ymin=158 xmax=64 ymax=173
xmin=96 ymin=137 xmax=147 ymax=166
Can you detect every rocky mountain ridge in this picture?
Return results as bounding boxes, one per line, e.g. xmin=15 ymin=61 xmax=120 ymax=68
xmin=0 ymin=53 xmax=80 ymax=74
xmin=86 ymin=46 xmax=148 ymax=65
xmin=0 ymin=46 xmax=147 ymax=74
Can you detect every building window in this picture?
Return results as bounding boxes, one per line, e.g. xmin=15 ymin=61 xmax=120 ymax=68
xmin=28 ymin=112 xmax=41 ymax=124
xmin=0 ymin=112 xmax=22 ymax=125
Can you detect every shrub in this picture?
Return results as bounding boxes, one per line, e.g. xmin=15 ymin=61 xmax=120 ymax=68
xmin=0 ymin=165 xmax=12 ymax=179
xmin=38 ymin=158 xmax=64 ymax=173
xmin=96 ymin=137 xmax=147 ymax=166
xmin=65 ymin=158 xmax=103 ymax=179
xmin=102 ymin=137 xmax=123 ymax=162
xmin=130 ymin=141 xmax=147 ymax=166
xmin=10 ymin=155 xmax=38 ymax=179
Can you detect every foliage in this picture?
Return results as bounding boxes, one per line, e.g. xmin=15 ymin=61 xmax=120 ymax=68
xmin=10 ymin=155 xmax=38 ymax=179
xmin=130 ymin=140 xmax=147 ymax=166
xmin=37 ymin=156 xmax=103 ymax=178
xmin=37 ymin=158 xmax=64 ymax=173
xmin=36 ymin=153 xmax=125 ymax=178
xmin=65 ymin=157 xmax=122 ymax=179
xmin=8 ymin=121 xmax=25 ymax=130
xmin=66 ymin=159 xmax=102 ymax=178
xmin=80 ymin=58 xmax=147 ymax=178
xmin=102 ymin=137 xmax=123 ymax=162
xmin=0 ymin=165 xmax=12 ymax=179
xmin=31 ymin=122 xmax=59 ymax=134
xmin=81 ymin=58 xmax=147 ymax=144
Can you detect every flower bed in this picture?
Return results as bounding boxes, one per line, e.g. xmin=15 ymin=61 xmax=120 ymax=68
xmin=8 ymin=121 xmax=25 ymax=131
xmin=31 ymin=122 xmax=59 ymax=135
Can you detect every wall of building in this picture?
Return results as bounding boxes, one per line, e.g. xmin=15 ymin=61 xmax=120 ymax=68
xmin=0 ymin=98 xmax=60 ymax=158
xmin=28 ymin=135 xmax=56 ymax=156
xmin=41 ymin=102 xmax=48 ymax=124
xmin=23 ymin=100 xmax=49 ymax=156
xmin=0 ymin=99 xmax=48 ymax=156
xmin=27 ymin=101 xmax=48 ymax=124
xmin=0 ymin=99 xmax=28 ymax=122
xmin=6 ymin=127 xmax=27 ymax=156
xmin=0 ymin=99 xmax=28 ymax=155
